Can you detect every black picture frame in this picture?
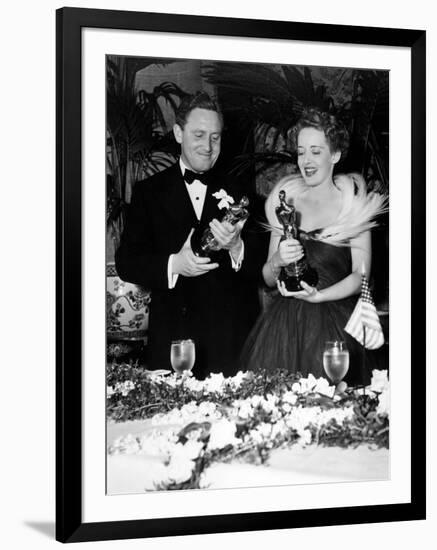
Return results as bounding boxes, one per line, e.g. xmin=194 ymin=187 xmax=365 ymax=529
xmin=56 ymin=6 xmax=426 ymax=543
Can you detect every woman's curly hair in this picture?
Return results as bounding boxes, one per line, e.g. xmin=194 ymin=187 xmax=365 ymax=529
xmin=291 ymin=108 xmax=350 ymax=155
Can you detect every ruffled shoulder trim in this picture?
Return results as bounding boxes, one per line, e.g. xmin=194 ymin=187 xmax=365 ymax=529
xmin=317 ymin=173 xmax=388 ymax=245
xmin=265 ymin=172 xmax=388 ymax=245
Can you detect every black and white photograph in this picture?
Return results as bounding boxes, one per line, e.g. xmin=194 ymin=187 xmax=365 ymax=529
xmin=2 ymin=0 xmax=435 ymax=548
xmin=51 ymin=4 xmax=428 ymax=545
xmin=105 ymin=55 xmax=391 ymax=495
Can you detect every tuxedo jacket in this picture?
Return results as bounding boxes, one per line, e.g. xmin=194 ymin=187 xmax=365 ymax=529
xmin=115 ymin=163 xmax=268 ymax=378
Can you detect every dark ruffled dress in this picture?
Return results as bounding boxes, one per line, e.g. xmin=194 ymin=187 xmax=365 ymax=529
xmin=240 ymin=231 xmax=384 ymax=386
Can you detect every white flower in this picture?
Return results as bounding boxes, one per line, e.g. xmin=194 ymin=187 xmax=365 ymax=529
xmin=180 ymin=402 xmax=199 ymax=417
xmin=376 ymin=389 xmax=390 ymax=416
xmin=236 ymin=400 xmax=253 ymax=419
xmin=318 ymin=406 xmax=354 ymax=426
xmin=199 ymin=471 xmax=213 ymax=489
xmin=369 ymin=370 xmax=389 ymax=393
xmin=184 ymin=376 xmax=204 ymax=392
xmin=298 ymin=429 xmax=312 ymax=446
xmin=150 ymin=399 xmax=222 ymax=428
xmin=248 ymin=428 xmax=263 ymax=445
xmin=171 ymin=440 xmax=204 ymax=461
xmin=212 ymin=189 xmax=235 ymax=210
xmin=285 ymin=405 xmax=321 ymax=432
xmin=230 ymin=370 xmax=247 ymax=389
xmin=107 ymin=386 xmax=115 ymax=397
xmin=249 ymin=421 xmax=282 ymax=444
xmin=257 ymin=422 xmax=273 ymax=438
xmin=353 ymin=387 xmax=376 ymax=398
xmin=114 ymin=380 xmax=135 ymax=396
xmin=291 ymin=374 xmax=334 ymax=397
xmin=313 ymin=377 xmax=336 ymax=398
xmin=203 ymin=373 xmax=226 ymax=394
xmin=197 ymin=401 xmax=218 ymax=417
xmin=263 ymin=393 xmax=278 ymax=413
xmin=123 ymin=380 xmax=135 ymax=395
xmin=292 ymin=374 xmax=318 ymax=394
xmin=250 ymin=395 xmax=264 ymax=408
xmin=271 ymin=419 xmax=288 ymax=439
xmin=147 ymin=370 xmax=171 ymax=382
xmin=164 ymin=457 xmax=196 ymax=485
xmin=282 ymin=390 xmax=298 ymax=406
xmin=207 ymin=419 xmax=239 ymax=450
xmin=301 ymin=374 xmax=318 ymax=393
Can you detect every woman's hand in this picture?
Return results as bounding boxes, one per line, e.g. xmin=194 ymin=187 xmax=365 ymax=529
xmin=274 ymin=238 xmax=304 ymax=267
xmin=277 ymin=280 xmax=322 ymax=303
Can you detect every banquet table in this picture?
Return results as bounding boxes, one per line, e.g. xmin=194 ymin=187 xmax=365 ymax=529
xmin=107 ymin=418 xmax=389 ymax=495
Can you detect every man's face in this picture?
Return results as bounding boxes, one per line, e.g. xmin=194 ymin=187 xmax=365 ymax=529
xmin=173 ymin=108 xmax=222 ymax=173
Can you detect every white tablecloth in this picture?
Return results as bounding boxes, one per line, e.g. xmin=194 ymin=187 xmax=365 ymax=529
xmin=107 ymin=419 xmax=389 ymax=495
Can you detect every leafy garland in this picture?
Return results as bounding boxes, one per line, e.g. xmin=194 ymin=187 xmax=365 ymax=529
xmin=108 ymin=363 xmax=307 ymax=421
xmin=107 ymin=362 xmax=389 ymax=491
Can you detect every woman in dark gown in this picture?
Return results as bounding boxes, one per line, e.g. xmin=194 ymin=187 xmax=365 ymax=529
xmin=241 ymin=109 xmax=387 ymax=385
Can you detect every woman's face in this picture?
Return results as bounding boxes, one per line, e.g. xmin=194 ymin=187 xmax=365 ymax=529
xmin=297 ymin=127 xmax=340 ymax=187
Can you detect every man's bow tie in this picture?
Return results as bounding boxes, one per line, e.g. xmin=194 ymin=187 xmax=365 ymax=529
xmin=184 ymin=169 xmax=210 ymax=185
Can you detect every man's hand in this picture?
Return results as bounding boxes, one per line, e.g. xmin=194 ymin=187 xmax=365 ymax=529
xmin=172 ymin=228 xmax=219 ymax=277
xmin=209 ymin=218 xmax=246 ymax=256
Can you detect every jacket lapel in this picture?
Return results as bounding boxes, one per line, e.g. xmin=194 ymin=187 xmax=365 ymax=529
xmin=161 ymin=164 xmax=199 ymax=234
xmin=160 ymin=164 xmax=229 ymax=236
xmin=200 ymin=178 xmax=222 ymax=226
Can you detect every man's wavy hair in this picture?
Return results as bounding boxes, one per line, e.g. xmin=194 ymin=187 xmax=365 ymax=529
xmin=291 ymin=108 xmax=350 ymax=156
xmin=175 ymin=91 xmax=223 ymax=129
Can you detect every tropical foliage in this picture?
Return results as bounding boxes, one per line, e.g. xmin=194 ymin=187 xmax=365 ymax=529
xmin=106 ymin=56 xmax=186 ymax=251
xmin=202 ymin=62 xmax=389 ymax=195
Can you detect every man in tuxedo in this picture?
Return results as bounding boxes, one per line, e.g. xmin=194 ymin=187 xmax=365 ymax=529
xmin=115 ymin=92 xmax=266 ymax=378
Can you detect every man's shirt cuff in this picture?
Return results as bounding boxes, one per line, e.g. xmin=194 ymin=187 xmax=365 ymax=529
xmin=229 ymin=240 xmax=244 ymax=271
xmin=168 ymin=254 xmax=179 ymax=288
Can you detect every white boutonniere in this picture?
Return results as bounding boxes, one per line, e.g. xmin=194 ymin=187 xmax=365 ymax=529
xmin=212 ymin=189 xmax=235 ymax=210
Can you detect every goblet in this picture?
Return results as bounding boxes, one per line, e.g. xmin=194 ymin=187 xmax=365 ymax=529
xmin=170 ymin=339 xmax=195 ymax=374
xmin=322 ymin=340 xmax=350 ymax=385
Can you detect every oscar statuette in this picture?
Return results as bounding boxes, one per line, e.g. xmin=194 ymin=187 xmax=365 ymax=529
xmin=191 ymin=195 xmax=250 ymax=258
xmin=275 ymin=190 xmax=318 ymax=291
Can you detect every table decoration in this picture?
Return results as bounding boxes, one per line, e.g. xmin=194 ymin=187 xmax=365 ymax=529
xmin=107 ymin=365 xmax=389 ymax=491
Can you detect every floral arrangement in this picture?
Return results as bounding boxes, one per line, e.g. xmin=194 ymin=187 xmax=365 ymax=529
xmin=107 ymin=365 xmax=389 ymax=491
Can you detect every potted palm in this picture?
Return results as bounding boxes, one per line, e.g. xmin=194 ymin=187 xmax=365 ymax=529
xmin=106 ymin=56 xmax=186 ymax=347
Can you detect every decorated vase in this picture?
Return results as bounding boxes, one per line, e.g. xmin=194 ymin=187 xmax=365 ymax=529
xmin=106 ymin=262 xmax=151 ymax=342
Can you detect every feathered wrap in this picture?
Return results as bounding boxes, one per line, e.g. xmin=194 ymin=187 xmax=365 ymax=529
xmin=265 ymin=173 xmax=388 ymax=246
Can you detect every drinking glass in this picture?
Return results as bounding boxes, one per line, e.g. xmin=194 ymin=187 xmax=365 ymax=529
xmin=322 ymin=340 xmax=350 ymax=385
xmin=170 ymin=339 xmax=195 ymax=374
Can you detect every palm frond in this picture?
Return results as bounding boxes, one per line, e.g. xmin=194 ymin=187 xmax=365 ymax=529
xmin=228 ymin=151 xmax=294 ymax=177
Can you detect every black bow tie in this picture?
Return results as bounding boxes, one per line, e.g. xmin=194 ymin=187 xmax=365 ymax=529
xmin=184 ymin=169 xmax=210 ymax=185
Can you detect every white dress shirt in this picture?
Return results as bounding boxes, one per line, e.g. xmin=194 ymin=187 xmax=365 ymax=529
xmin=168 ymin=159 xmax=244 ymax=288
